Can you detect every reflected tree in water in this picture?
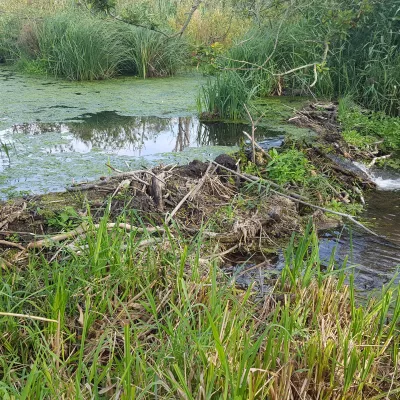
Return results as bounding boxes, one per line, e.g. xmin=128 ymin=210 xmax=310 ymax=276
xmin=68 ymin=112 xmax=172 ymax=153
xmin=173 ymin=117 xmax=192 ymax=152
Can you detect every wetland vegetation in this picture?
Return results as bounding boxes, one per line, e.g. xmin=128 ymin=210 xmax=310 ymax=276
xmin=0 ymin=0 xmax=399 ymax=398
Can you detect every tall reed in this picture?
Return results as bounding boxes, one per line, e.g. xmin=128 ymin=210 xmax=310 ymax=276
xmin=36 ymin=12 xmax=126 ymax=80
xmin=121 ymin=25 xmax=187 ymax=78
xmin=0 ymin=210 xmax=398 ymax=398
xmin=198 ymin=71 xmax=256 ymax=120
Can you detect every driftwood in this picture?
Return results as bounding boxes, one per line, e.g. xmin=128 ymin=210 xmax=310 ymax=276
xmin=212 ymin=161 xmax=381 ymax=237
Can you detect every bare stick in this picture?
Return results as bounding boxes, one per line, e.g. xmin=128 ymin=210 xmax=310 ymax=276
xmin=27 ymin=226 xmax=87 ymax=249
xmin=0 ymin=240 xmax=26 ymax=251
xmin=203 ymin=244 xmax=239 ymax=261
xmin=242 ymin=173 xmax=309 ymax=201
xmin=212 ymin=161 xmax=381 ymax=237
xmin=368 ymin=154 xmax=391 ymax=168
xmin=243 ymin=131 xmax=272 ymax=160
xmin=27 ymin=223 xmax=164 ymax=249
xmin=165 ymin=163 xmax=212 ymax=224
xmin=244 ymin=104 xmax=256 ymax=163
xmin=0 ymin=312 xmax=58 ymax=324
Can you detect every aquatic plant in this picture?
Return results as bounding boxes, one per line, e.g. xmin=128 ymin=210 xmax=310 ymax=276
xmin=198 ymin=71 xmax=256 ymax=120
xmin=35 ymin=12 xmax=126 ymax=80
xmin=121 ymin=25 xmax=188 ymax=78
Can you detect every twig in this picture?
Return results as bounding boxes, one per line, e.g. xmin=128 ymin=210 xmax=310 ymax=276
xmin=242 ymin=173 xmax=309 ymax=201
xmin=243 ymin=131 xmax=272 ymax=160
xmin=0 ymin=240 xmax=26 ymax=251
xmin=27 ymin=223 xmax=164 ymax=249
xmin=0 ymin=257 xmax=12 ymax=268
xmin=105 ymin=162 xmax=123 ymax=173
xmin=212 ymin=161 xmax=381 ymax=237
xmin=244 ymin=104 xmax=256 ymax=163
xmin=0 ymin=312 xmax=58 ymax=324
xmin=368 ymin=154 xmax=391 ymax=168
xmin=165 ymin=163 xmax=213 ymax=224
xmin=202 ymin=244 xmax=239 ymax=261
xmin=111 ymin=179 xmax=131 ymax=198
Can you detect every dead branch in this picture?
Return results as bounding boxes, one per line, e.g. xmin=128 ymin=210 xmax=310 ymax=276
xmin=165 ymin=163 xmax=213 ymax=224
xmin=174 ymin=0 xmax=203 ymax=38
xmin=243 ymin=131 xmax=272 ymax=160
xmin=242 ymin=173 xmax=309 ymax=201
xmin=150 ymin=172 xmax=166 ymax=211
xmin=212 ymin=161 xmax=381 ymax=237
xmin=0 ymin=202 xmax=27 ymax=230
xmin=368 ymin=154 xmax=391 ymax=168
xmin=0 ymin=240 xmax=26 ymax=251
xmin=27 ymin=223 xmax=165 ymax=249
xmin=203 ymin=244 xmax=239 ymax=261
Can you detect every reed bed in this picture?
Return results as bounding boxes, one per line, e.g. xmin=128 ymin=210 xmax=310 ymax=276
xmin=0 ymin=213 xmax=398 ymax=398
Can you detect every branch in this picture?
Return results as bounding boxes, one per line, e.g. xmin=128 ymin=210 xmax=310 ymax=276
xmin=172 ymin=0 xmax=203 ymax=38
xmin=212 ymin=161 xmax=381 ymax=238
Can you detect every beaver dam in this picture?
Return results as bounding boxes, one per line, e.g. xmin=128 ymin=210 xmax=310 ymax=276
xmin=1 ymin=81 xmax=399 ymax=398
xmin=2 ymin=102 xmax=399 ymax=287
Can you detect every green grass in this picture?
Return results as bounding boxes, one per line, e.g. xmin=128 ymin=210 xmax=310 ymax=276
xmin=0 ymin=210 xmax=399 ymax=398
xmin=0 ymin=10 xmax=189 ymax=80
xmin=34 ymin=12 xmax=126 ymax=80
xmin=121 ymin=25 xmax=188 ymax=78
xmin=198 ymin=71 xmax=256 ymax=120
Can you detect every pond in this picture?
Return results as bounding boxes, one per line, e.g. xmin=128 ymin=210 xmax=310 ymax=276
xmin=0 ymin=66 xmax=305 ymax=197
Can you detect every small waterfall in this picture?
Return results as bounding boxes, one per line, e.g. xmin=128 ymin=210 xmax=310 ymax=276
xmin=354 ymin=162 xmax=400 ymax=191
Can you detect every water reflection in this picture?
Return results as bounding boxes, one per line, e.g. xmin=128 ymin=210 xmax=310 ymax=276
xmin=9 ymin=112 xmax=283 ymax=157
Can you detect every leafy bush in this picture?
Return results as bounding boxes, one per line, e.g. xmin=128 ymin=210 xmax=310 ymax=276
xmin=216 ymin=0 xmax=400 ymax=115
xmin=265 ymin=148 xmax=310 ymax=184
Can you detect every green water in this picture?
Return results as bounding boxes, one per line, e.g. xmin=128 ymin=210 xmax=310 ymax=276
xmin=0 ymin=66 xmax=311 ymax=198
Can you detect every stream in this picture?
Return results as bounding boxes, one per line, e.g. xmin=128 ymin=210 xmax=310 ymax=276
xmin=1 ymin=66 xmax=399 ymax=289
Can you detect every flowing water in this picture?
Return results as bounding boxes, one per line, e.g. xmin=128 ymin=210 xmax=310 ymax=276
xmin=226 ymin=167 xmax=400 ymax=292
xmin=317 ymin=165 xmax=400 ymax=289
